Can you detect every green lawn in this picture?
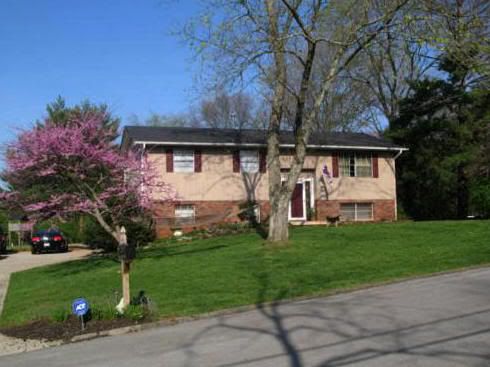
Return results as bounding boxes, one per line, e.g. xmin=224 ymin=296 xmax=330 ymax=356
xmin=2 ymin=220 xmax=490 ymax=326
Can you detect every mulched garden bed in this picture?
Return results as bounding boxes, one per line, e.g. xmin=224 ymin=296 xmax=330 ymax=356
xmin=0 ymin=315 xmax=148 ymax=342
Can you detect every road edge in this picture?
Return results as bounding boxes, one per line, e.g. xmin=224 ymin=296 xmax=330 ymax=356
xmin=68 ymin=263 xmax=490 ymax=343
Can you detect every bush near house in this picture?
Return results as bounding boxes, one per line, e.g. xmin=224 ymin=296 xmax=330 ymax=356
xmin=1 ymin=220 xmax=490 ymax=327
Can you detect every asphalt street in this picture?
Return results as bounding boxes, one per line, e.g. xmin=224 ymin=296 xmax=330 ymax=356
xmin=2 ymin=267 xmax=489 ymax=367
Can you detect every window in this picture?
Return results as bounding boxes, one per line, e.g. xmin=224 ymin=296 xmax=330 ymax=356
xmin=356 ymin=203 xmax=373 ymax=220
xmin=339 ymin=153 xmax=372 ymax=177
xmin=175 ymin=205 xmax=195 ymax=224
xmin=340 ymin=203 xmax=373 ymax=221
xmin=174 ymin=150 xmax=194 ymax=172
xmin=240 ymin=150 xmax=259 ymax=173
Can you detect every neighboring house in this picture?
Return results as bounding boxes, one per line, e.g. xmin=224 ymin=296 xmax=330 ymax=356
xmin=122 ymin=126 xmax=407 ymax=237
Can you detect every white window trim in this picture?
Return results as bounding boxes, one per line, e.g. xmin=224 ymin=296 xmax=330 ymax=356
xmin=174 ymin=205 xmax=196 ymax=226
xmin=240 ymin=150 xmax=259 ymax=173
xmin=340 ymin=203 xmax=373 ymax=221
xmin=283 ymin=177 xmax=314 ymax=221
xmin=174 ymin=149 xmax=195 ymax=173
xmin=174 ymin=205 xmax=195 ymax=217
xmin=340 ymin=153 xmax=373 ymax=178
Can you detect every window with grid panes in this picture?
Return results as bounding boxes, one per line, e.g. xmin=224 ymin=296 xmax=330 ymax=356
xmin=240 ymin=150 xmax=259 ymax=173
xmin=174 ymin=150 xmax=194 ymax=172
xmin=340 ymin=203 xmax=373 ymax=221
xmin=339 ymin=153 xmax=372 ymax=177
xmin=174 ymin=205 xmax=195 ymax=224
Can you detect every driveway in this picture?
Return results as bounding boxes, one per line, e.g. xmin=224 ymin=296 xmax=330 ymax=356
xmin=2 ymin=267 xmax=489 ymax=367
xmin=0 ymin=249 xmax=93 ymax=355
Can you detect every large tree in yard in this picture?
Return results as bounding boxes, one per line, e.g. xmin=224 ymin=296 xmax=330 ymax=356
xmin=184 ymin=0 xmax=411 ymax=241
xmin=44 ymin=96 xmax=120 ymax=138
xmin=1 ymin=112 xmax=175 ymax=247
xmin=389 ymin=57 xmax=490 ymax=220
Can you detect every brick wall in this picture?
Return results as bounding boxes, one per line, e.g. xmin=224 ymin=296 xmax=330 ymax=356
xmin=153 ymin=200 xmax=271 ymax=237
xmin=316 ymin=199 xmax=395 ymax=222
xmin=372 ymin=200 xmax=396 ymax=221
xmin=154 ymin=199 xmax=395 ymax=237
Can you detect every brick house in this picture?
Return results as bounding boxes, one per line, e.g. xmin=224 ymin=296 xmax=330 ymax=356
xmin=122 ymin=126 xmax=407 ymax=237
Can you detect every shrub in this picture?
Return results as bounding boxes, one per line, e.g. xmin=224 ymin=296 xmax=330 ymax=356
xmin=89 ymin=304 xmax=119 ymax=321
xmin=124 ymin=304 xmax=150 ymax=321
xmin=49 ymin=299 xmax=154 ymax=324
xmin=237 ymin=201 xmax=259 ymax=223
xmin=191 ymin=222 xmax=256 ymax=239
xmin=83 ymin=215 xmax=155 ymax=252
xmin=470 ymin=179 xmax=490 ymax=218
xmin=52 ymin=308 xmax=71 ymax=323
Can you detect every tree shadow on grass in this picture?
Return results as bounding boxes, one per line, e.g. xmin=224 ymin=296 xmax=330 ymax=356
xmin=41 ymin=240 xmax=243 ymax=277
xmin=40 ymin=256 xmax=116 ymax=277
xmin=251 ymin=220 xmax=268 ymax=240
xmin=137 ymin=244 xmax=230 ymax=260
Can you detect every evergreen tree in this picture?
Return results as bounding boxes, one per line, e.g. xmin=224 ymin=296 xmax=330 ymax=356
xmin=390 ymin=55 xmax=489 ymax=219
xmin=42 ymin=96 xmax=120 ymax=141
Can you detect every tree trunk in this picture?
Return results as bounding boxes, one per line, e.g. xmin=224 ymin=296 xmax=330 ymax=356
xmin=92 ymin=208 xmax=120 ymax=245
xmin=268 ymin=192 xmax=289 ymax=242
xmin=265 ymin=0 xmax=289 ymax=242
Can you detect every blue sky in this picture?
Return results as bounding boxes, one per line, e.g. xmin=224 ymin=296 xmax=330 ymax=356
xmin=0 ymin=0 xmax=201 ymax=147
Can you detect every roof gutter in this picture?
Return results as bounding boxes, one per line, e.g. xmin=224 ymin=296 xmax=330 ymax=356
xmin=131 ymin=140 xmax=408 ymax=152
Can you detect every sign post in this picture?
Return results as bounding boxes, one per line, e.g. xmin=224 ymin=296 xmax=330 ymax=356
xmin=72 ymin=298 xmax=89 ymax=331
xmin=121 ymin=260 xmax=130 ymax=307
xmin=117 ymin=226 xmax=135 ymax=310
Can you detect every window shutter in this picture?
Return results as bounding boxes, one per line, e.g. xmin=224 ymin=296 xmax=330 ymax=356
xmin=233 ymin=150 xmax=240 ymax=172
xmin=194 ymin=150 xmax=202 ymax=172
xmin=372 ymin=154 xmax=379 ymax=178
xmin=166 ymin=149 xmax=173 ymax=172
xmin=259 ymin=150 xmax=267 ymax=173
xmin=332 ymin=153 xmax=339 ymax=178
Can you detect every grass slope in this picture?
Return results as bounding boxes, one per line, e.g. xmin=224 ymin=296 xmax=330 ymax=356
xmin=2 ymin=220 xmax=490 ymax=326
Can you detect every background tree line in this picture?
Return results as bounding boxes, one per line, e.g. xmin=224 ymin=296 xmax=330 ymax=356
xmin=136 ymin=0 xmax=489 ymax=223
xmin=3 ymin=0 xmax=489 ymax=247
xmin=169 ymin=0 xmax=490 ymax=223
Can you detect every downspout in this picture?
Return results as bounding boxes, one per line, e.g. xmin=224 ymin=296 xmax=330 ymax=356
xmin=141 ymin=143 xmax=147 ymax=172
xmin=393 ymin=149 xmax=405 ymax=221
xmin=393 ymin=148 xmax=404 ymax=160
xmin=139 ymin=143 xmax=147 ymax=194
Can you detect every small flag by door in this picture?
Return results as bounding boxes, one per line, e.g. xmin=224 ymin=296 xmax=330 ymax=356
xmin=322 ymin=164 xmax=333 ymax=185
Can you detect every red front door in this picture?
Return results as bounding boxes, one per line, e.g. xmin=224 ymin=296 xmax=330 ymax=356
xmin=291 ymin=183 xmax=304 ymax=218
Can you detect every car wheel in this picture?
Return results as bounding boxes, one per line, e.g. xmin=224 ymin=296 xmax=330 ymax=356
xmin=31 ymin=249 xmax=37 ymax=255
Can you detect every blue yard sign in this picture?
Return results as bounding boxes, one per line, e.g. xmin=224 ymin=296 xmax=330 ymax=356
xmin=72 ymin=298 xmax=89 ymax=317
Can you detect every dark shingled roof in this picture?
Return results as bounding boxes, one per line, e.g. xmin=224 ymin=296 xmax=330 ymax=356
xmin=122 ymin=126 xmax=404 ymax=150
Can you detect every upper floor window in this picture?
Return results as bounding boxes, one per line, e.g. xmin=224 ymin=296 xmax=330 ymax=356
xmin=174 ymin=150 xmax=194 ymax=172
xmin=340 ymin=153 xmax=372 ymax=177
xmin=240 ymin=150 xmax=259 ymax=173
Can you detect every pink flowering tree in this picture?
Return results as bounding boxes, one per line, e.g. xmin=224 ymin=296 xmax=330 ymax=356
xmin=1 ymin=112 xmax=175 ymax=246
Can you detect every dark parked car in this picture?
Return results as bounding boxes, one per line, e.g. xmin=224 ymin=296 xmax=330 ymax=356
xmin=0 ymin=228 xmax=6 ymax=254
xmin=31 ymin=230 xmax=68 ymax=254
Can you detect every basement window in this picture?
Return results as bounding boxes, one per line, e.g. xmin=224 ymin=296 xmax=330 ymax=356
xmin=175 ymin=205 xmax=195 ymax=224
xmin=340 ymin=203 xmax=373 ymax=221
